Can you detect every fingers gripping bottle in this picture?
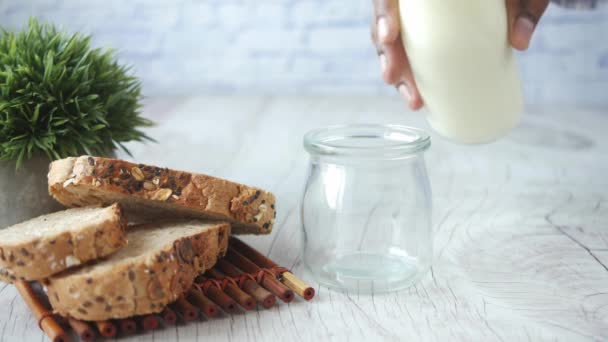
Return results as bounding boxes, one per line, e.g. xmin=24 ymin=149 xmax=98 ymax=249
xmin=399 ymin=0 xmax=523 ymax=144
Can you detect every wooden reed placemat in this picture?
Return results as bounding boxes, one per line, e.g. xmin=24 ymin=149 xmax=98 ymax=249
xmin=14 ymin=238 xmax=314 ymax=341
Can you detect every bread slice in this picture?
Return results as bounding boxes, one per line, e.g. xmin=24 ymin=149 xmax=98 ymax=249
xmin=46 ymin=220 xmax=230 ymax=320
xmin=48 ymin=156 xmax=276 ymax=235
xmin=0 ymin=204 xmax=126 ymax=283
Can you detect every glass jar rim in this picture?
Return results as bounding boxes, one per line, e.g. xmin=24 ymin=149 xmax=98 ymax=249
xmin=304 ymin=124 xmax=431 ymax=159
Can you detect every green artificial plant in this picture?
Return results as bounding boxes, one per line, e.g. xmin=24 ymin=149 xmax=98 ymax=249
xmin=0 ymin=18 xmax=153 ymax=168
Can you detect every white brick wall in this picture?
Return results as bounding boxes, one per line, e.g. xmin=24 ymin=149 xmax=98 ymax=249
xmin=1 ymin=0 xmax=606 ymax=106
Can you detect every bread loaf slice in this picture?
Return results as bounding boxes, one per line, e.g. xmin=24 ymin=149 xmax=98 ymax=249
xmin=0 ymin=204 xmax=126 ymax=283
xmin=48 ymin=156 xmax=276 ymax=235
xmin=46 ymin=220 xmax=230 ymax=321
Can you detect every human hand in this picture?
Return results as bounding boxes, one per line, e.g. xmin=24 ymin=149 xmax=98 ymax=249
xmin=371 ymin=0 xmax=550 ymax=110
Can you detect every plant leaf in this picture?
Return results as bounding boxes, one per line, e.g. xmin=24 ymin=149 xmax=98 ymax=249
xmin=0 ymin=17 xmax=154 ymax=169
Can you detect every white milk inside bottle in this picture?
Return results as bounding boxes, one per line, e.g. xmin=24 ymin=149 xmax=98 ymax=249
xmin=399 ymin=0 xmax=523 ymax=144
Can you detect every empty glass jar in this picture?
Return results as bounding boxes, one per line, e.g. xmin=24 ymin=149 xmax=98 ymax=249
xmin=301 ymin=124 xmax=432 ymax=293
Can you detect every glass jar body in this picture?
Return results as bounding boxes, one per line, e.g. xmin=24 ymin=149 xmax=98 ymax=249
xmin=301 ymin=152 xmax=432 ymax=293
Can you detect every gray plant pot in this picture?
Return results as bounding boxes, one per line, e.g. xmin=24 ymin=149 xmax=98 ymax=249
xmin=0 ymin=155 xmax=65 ymax=229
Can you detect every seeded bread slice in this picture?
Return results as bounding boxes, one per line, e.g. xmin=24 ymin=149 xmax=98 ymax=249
xmin=48 ymin=156 xmax=276 ymax=235
xmin=46 ymin=220 xmax=230 ymax=321
xmin=0 ymin=204 xmax=127 ymax=283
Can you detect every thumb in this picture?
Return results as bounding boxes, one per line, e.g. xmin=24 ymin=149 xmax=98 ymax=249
xmin=507 ymin=0 xmax=550 ymax=50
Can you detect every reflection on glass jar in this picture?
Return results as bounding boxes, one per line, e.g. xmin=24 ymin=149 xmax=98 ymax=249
xmin=301 ymin=124 xmax=432 ymax=293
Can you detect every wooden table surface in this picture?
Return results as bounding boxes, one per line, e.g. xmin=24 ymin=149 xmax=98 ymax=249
xmin=1 ymin=96 xmax=607 ymax=341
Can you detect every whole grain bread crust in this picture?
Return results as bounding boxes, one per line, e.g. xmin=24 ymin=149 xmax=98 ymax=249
xmin=0 ymin=204 xmax=127 ymax=283
xmin=48 ymin=156 xmax=276 ymax=235
xmin=46 ymin=222 xmax=230 ymax=321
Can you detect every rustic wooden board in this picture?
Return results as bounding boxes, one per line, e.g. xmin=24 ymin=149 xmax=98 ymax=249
xmin=1 ymin=96 xmax=606 ymax=341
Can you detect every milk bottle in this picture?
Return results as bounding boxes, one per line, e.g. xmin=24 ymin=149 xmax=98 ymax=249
xmin=399 ymin=0 xmax=523 ymax=144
